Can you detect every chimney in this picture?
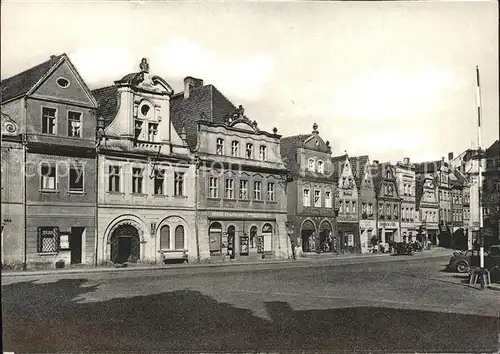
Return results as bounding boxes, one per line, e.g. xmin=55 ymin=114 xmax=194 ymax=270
xmin=373 ymin=160 xmax=379 ymax=165
xmin=403 ymin=157 xmax=410 ymax=166
xmin=184 ymin=77 xmax=204 ymax=99
xmin=448 ymin=152 xmax=454 ymax=161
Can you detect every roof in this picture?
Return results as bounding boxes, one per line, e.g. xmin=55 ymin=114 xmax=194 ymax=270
xmin=280 ymin=134 xmax=314 ymax=173
xmin=349 ymin=155 xmax=369 ymax=188
xmin=331 ymin=154 xmax=348 ymax=180
xmin=170 ymin=84 xmax=236 ymax=150
xmin=414 ymin=160 xmax=447 ymax=174
xmin=484 ymin=140 xmax=499 ymax=158
xmin=1 ymin=54 xmax=64 ymax=103
xmin=91 ymin=85 xmax=119 ymax=128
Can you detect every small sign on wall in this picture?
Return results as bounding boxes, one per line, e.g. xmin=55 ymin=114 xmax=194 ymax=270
xmin=347 ymin=234 xmax=354 ymax=247
xmin=59 ymin=232 xmax=70 ymax=250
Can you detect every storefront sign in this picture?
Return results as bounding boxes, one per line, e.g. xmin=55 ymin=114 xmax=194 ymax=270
xmin=209 ymin=211 xmax=275 ymax=220
xmin=379 ymin=221 xmax=397 ymax=228
xmin=347 ymin=234 xmax=354 ymax=246
xmin=359 ymin=220 xmax=375 ymax=229
xmin=338 ymin=215 xmax=357 ymax=222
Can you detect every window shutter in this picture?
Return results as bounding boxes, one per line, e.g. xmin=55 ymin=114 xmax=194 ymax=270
xmin=37 ymin=227 xmax=42 ymax=253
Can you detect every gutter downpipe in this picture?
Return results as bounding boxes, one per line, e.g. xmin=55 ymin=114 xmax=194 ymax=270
xmin=194 ymin=155 xmax=200 ymax=263
xmin=22 ymin=99 xmax=27 ymax=271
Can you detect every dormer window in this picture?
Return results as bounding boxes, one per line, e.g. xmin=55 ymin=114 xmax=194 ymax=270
xmin=308 ymin=158 xmax=315 ymax=171
xmin=386 ymin=170 xmax=391 ymax=179
xmin=216 ymin=138 xmax=224 ymax=155
xmin=139 ymin=102 xmax=153 ymax=119
xmin=231 ymin=141 xmax=240 ymax=157
xmin=317 ymin=160 xmax=324 ymax=173
xmin=141 ymin=105 xmax=150 ymax=116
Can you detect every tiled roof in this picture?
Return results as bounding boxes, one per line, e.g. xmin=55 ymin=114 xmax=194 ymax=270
xmin=331 ymin=154 xmax=348 ymax=180
xmin=170 ymin=84 xmax=236 ymax=150
xmin=1 ymin=54 xmax=64 ymax=103
xmin=349 ymin=155 xmax=369 ymax=188
xmin=91 ymin=85 xmax=119 ymax=128
xmin=414 ymin=160 xmax=443 ymax=174
xmin=485 ymin=140 xmax=499 ymax=158
xmin=280 ymin=134 xmax=314 ymax=173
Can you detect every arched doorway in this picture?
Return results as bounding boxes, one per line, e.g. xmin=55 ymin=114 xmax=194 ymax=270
xmin=110 ymin=224 xmax=140 ymax=263
xmin=227 ymin=225 xmax=236 ymax=258
xmin=319 ymin=221 xmax=332 ymax=252
xmin=301 ymin=220 xmax=316 ymax=252
xmin=262 ymin=223 xmax=273 ymax=254
xmin=209 ymin=222 xmax=222 ymax=254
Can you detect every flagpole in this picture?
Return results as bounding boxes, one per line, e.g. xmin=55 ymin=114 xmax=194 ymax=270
xmin=476 ymin=65 xmax=484 ymax=269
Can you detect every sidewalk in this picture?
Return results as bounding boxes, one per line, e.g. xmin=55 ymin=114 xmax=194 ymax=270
xmin=1 ymin=247 xmax=453 ymax=278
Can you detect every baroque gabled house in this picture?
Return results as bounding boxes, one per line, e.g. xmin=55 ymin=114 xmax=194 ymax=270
xmin=332 ymin=154 xmax=360 ymax=253
xmin=394 ymin=157 xmax=417 ymax=243
xmin=1 ymin=54 xmax=98 ymax=268
xmin=92 ymin=59 xmax=196 ymax=265
xmin=170 ymin=77 xmax=291 ymax=262
xmin=415 ymin=173 xmax=439 ymax=245
xmin=350 ymin=155 xmax=376 ymax=253
xmin=280 ymin=124 xmax=335 ymax=256
xmin=373 ymin=161 xmax=401 ymax=244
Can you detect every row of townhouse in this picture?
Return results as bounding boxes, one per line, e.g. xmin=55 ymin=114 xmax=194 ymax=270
xmin=2 ymin=54 xmax=497 ymax=269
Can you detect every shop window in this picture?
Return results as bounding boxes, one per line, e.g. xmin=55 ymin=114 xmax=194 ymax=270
xmin=175 ymin=225 xmax=185 ymax=250
xmin=267 ymin=182 xmax=275 ymax=202
xmin=37 ymin=226 xmax=59 ymax=253
xmin=231 ymin=141 xmax=240 ymax=157
xmin=67 ymin=111 xmax=81 ymax=138
xmin=209 ymin=222 xmax=222 ymax=253
xmin=174 ymin=172 xmax=185 ymax=196
xmin=154 ymin=169 xmax=165 ymax=195
xmin=132 ymin=168 xmax=143 ymax=194
xmin=254 ymin=181 xmax=262 ymax=200
xmin=40 ymin=163 xmax=56 ymax=190
xmin=160 ymin=225 xmax=170 ymax=249
xmin=69 ymin=166 xmax=84 ymax=192
xmin=225 ymin=178 xmax=235 ymax=199
xmin=209 ymin=177 xmax=219 ymax=198
xmin=246 ymin=143 xmax=253 ymax=159
xmin=42 ymin=107 xmax=57 ymax=134
xmin=109 ymin=166 xmax=121 ymax=192
xmin=227 ymin=225 xmax=236 ymax=251
xmin=240 ymin=180 xmax=249 ymax=200
xmin=250 ymin=226 xmax=257 ymax=248
xmin=216 ymin=138 xmax=224 ymax=155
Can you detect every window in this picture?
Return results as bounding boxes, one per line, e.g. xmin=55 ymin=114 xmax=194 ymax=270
xmin=259 ymin=145 xmax=267 ymax=161
xmin=339 ymin=200 xmax=344 ymax=213
xmin=314 ymin=190 xmax=321 ymax=207
xmin=42 ymin=107 xmax=56 ymax=134
xmin=209 ymin=177 xmax=219 ymax=198
xmin=37 ymin=226 xmax=59 ymax=253
xmin=342 ymin=177 xmax=347 ymax=188
xmin=317 ymin=160 xmax=324 ymax=173
xmin=174 ymin=172 xmax=185 ymax=196
xmin=225 ymin=178 xmax=234 ymax=199
xmin=267 ymin=182 xmax=275 ymax=201
xmin=175 ymin=225 xmax=185 ymax=250
xmin=109 ymin=166 xmax=121 ymax=192
xmin=134 ymin=120 xmax=143 ymax=139
xmin=240 ymin=180 xmax=249 ymax=200
xmin=40 ymin=163 xmax=56 ymax=190
xmin=379 ymin=203 xmax=384 ymax=217
xmin=69 ymin=166 xmax=84 ymax=192
xmin=386 ymin=205 xmax=391 ymax=219
xmin=410 ymin=208 xmax=414 ymax=221
xmin=352 ymin=201 xmax=356 ymax=214
xmin=325 ymin=191 xmax=332 ymax=208
xmin=209 ymin=222 xmax=222 ymax=253
xmin=346 ymin=201 xmax=350 ymax=214
xmin=132 ymin=168 xmax=143 ymax=194
xmin=386 ymin=170 xmax=390 ymax=179
xmin=148 ymin=123 xmax=158 ymax=142
xmin=67 ymin=111 xmax=81 ymax=138
xmin=303 ymin=188 xmax=310 ymax=206
xmin=160 ymin=225 xmax=170 ymax=249
xmin=246 ymin=143 xmax=253 ymax=159
xmin=231 ymin=141 xmax=240 ymax=157
xmin=308 ymin=159 xmax=315 ymax=171
xmin=362 ymin=203 xmax=367 ymax=214
xmin=403 ymin=208 xmax=407 ymax=220
xmin=56 ymin=77 xmax=70 ymax=88
xmin=154 ymin=169 xmax=165 ymax=195
xmin=368 ymin=204 xmax=373 ymax=215
xmin=216 ymin=138 xmax=224 ymax=155
xmin=250 ymin=226 xmax=257 ymax=248
xmin=254 ymin=181 xmax=262 ymax=200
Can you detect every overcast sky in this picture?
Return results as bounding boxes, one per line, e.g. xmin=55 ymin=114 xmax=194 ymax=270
xmin=2 ymin=1 xmax=498 ymax=163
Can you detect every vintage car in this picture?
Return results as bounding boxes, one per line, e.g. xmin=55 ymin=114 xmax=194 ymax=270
xmin=447 ymin=245 xmax=500 ymax=273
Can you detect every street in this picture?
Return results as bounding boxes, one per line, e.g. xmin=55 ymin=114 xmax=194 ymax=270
xmin=2 ymin=256 xmax=499 ymax=353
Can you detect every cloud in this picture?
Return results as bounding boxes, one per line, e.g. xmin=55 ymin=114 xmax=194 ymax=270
xmin=330 ymin=65 xmax=455 ymax=120
xmin=153 ymin=36 xmax=275 ymax=100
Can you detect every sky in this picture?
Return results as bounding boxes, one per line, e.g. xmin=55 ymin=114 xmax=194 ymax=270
xmin=1 ymin=1 xmax=498 ymax=163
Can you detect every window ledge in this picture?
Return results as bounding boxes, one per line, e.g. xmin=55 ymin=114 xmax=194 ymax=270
xmin=267 ymin=201 xmax=277 ymax=204
xmin=68 ymin=190 xmax=86 ymax=195
xmin=107 ymin=191 xmax=125 ymax=196
xmin=207 ymin=197 xmax=221 ymax=200
xmin=38 ymin=252 xmax=58 ymax=256
xmin=253 ymin=200 xmax=264 ymax=203
xmin=239 ymin=199 xmax=250 ymax=202
xmin=131 ymin=193 xmax=147 ymax=197
xmin=222 ymin=198 xmax=236 ymax=201
xmin=153 ymin=194 xmax=167 ymax=198
xmin=39 ymin=189 xmax=59 ymax=194
xmin=173 ymin=195 xmax=188 ymax=199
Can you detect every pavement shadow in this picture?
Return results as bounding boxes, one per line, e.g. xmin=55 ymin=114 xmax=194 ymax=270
xmin=2 ymin=279 xmax=498 ymax=353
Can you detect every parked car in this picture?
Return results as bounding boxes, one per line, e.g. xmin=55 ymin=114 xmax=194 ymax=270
xmin=448 ymin=245 xmax=500 ymax=273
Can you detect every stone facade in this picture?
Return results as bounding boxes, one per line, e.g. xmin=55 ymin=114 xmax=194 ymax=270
xmin=373 ymin=162 xmax=401 ymax=244
xmin=394 ymin=158 xmax=417 ymax=242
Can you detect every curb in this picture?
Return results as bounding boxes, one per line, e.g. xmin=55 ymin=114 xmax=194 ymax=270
xmin=1 ymin=250 xmax=452 ymax=278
